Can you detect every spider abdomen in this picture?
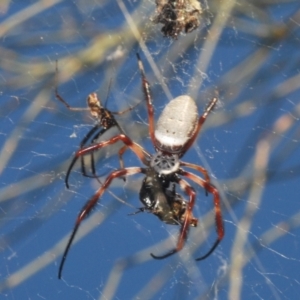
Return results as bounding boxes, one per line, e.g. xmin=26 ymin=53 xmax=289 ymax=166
xmin=155 ymin=95 xmax=198 ymax=153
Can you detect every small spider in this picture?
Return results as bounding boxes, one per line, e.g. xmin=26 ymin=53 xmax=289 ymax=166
xmin=55 ymin=69 xmax=139 ymax=188
xmin=58 ymin=54 xmax=224 ymax=279
xmin=153 ymin=0 xmax=202 ymax=39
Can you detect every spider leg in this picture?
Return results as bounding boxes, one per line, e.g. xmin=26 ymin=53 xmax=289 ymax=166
xmin=85 ymin=123 xmax=128 ymax=181
xmin=81 ymin=121 xmax=123 ymax=179
xmin=179 ymin=161 xmax=210 ymax=183
xmin=118 ymin=145 xmax=129 ymax=181
xmin=80 ymin=127 xmax=106 ymax=180
xmin=76 ymin=133 xmax=150 ymax=166
xmin=151 ymin=178 xmax=196 ymax=259
xmin=54 ymin=67 xmax=90 ymax=112
xmin=181 ymin=97 xmax=218 ymax=156
xmin=136 ymin=53 xmax=156 ymax=145
xmin=58 ymin=167 xmax=145 ymax=279
xmin=65 ymin=125 xmax=102 ymax=188
xmin=150 ymin=169 xmax=223 ymax=260
xmin=66 ymin=124 xmax=145 ymax=187
xmin=72 ymin=112 xmax=121 ymax=184
xmin=118 ymin=145 xmax=128 ymax=170
xmin=180 ymin=161 xmax=211 ymax=196
xmin=110 ymin=99 xmax=142 ymax=116
xmin=114 ymin=123 xmax=129 ymax=181
xmin=180 ymin=170 xmax=224 ymax=261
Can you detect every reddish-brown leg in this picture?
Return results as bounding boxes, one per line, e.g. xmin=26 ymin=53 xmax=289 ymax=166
xmin=58 ymin=167 xmax=145 ymax=279
xmin=136 ymin=53 xmax=156 ymax=145
xmin=118 ymin=145 xmax=128 ymax=170
xmin=150 ymin=169 xmax=223 ymax=260
xmin=77 ymin=134 xmax=150 ymax=165
xmin=64 ymin=134 xmax=150 ymax=187
xmin=180 ymin=161 xmax=211 ymax=196
xmin=181 ymin=97 xmax=218 ymax=155
xmin=151 ymin=178 xmax=196 ymax=259
xmin=179 ymin=170 xmax=224 ymax=260
xmin=118 ymin=145 xmax=128 ymax=181
xmin=180 ymin=161 xmax=210 ymax=184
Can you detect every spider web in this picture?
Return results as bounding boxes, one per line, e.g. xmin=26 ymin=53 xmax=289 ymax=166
xmin=0 ymin=0 xmax=300 ymax=299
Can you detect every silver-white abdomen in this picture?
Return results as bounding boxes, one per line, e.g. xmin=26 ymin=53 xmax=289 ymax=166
xmin=154 ymin=95 xmax=198 ymax=153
